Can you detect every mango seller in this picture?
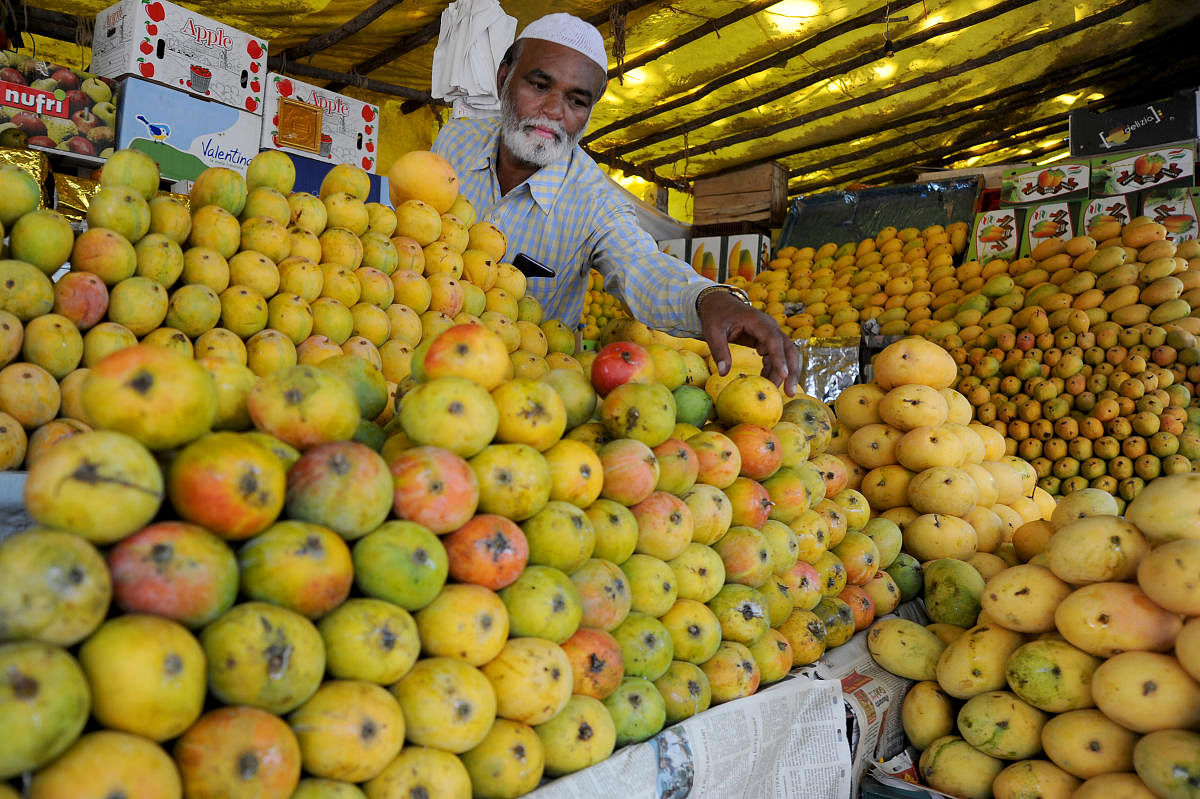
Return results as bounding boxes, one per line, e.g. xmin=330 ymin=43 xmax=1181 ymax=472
xmin=431 ymin=13 xmax=801 ymax=395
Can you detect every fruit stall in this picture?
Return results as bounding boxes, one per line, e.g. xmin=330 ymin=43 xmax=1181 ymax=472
xmin=3 ymin=1 xmax=1200 ymax=799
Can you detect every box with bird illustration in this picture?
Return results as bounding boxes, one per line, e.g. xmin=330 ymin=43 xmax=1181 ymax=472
xmin=91 ymin=0 xmax=268 ymax=115
xmin=115 ymin=76 xmax=261 ymax=181
xmin=259 ymin=73 xmax=379 ymax=172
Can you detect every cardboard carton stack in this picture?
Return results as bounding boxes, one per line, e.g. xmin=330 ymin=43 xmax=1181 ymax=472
xmin=89 ymin=0 xmax=382 ymax=188
xmin=967 ymin=89 xmax=1199 ymax=260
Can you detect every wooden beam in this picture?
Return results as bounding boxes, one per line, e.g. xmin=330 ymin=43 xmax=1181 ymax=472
xmin=789 ymin=116 xmax=1070 ymax=194
xmin=635 ymin=0 xmax=1151 ymax=169
xmin=323 ymin=17 xmax=440 ymax=93
xmin=324 ymin=0 xmax=663 ymax=94
xmin=691 ymin=22 xmax=1199 ymax=182
xmin=276 ymin=0 xmax=407 ymax=62
xmin=780 ymin=47 xmax=1199 ymax=181
xmin=606 ymin=0 xmax=782 ymax=80
xmin=582 ymin=144 xmax=690 ymax=193
xmin=276 ymin=60 xmax=442 ymax=103
xmin=584 ymin=0 xmax=894 ymax=145
xmin=597 ymin=0 xmax=1044 ymax=159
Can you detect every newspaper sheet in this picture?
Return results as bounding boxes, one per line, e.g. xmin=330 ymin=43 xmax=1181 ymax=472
xmin=796 ymin=602 xmax=929 ymax=795
xmin=528 ymin=675 xmax=852 ymax=799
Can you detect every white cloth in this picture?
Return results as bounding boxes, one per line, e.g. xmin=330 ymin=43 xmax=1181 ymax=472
xmin=431 ymin=0 xmax=517 ymax=119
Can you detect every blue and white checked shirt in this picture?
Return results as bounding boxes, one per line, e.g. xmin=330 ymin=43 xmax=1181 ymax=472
xmin=432 ymin=116 xmax=714 ymax=336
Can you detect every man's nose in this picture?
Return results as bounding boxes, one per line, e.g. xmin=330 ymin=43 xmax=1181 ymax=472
xmin=539 ymin=91 xmax=566 ymax=121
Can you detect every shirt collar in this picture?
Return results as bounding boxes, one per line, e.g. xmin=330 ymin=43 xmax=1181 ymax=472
xmin=474 ymin=118 xmax=575 ymax=216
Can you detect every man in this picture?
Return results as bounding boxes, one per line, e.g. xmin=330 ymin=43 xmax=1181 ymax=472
xmin=432 ymin=13 xmax=800 ymax=394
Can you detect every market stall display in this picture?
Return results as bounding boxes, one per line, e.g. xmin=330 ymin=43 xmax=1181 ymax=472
xmin=0 ymin=145 xmax=908 ymax=798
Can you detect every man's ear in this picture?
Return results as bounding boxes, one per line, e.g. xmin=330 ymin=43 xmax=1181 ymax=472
xmin=496 ymin=61 xmax=510 ymax=95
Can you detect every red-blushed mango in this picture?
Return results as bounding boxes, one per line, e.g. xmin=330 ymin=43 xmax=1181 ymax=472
xmin=174 ymin=706 xmax=301 ymax=799
xmin=82 ymin=345 xmax=216 ymax=450
xmin=167 ymin=431 xmax=286 ymax=540
xmin=107 ymin=521 xmax=237 ymax=629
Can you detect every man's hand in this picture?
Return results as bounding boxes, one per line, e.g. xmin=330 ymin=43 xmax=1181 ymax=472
xmin=699 ymin=289 xmax=801 ymax=396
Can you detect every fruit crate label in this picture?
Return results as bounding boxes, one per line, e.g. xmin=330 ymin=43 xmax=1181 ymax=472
xmin=91 ymin=0 xmax=267 ymax=115
xmin=260 ymin=73 xmax=379 ymax=173
xmin=966 ymin=209 xmax=1020 ymax=262
xmin=0 ymin=55 xmax=118 ymax=157
xmin=1019 ymin=201 xmax=1077 ymax=258
xmin=1081 ymin=195 xmax=1132 ymax=237
xmin=690 ymin=236 xmax=724 ymax=282
xmin=1090 ymin=144 xmax=1196 ymax=196
xmin=726 ymin=234 xmax=770 ymax=281
xmin=116 ymin=76 xmax=262 ymax=180
xmin=1141 ymin=189 xmax=1199 ymax=243
xmin=1000 ymin=162 xmax=1089 ymax=205
xmin=657 ymin=238 xmax=689 ymax=261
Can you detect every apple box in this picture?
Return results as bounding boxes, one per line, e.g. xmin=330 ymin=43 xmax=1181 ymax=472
xmin=91 ymin=0 xmax=268 ymax=115
xmin=0 ymin=53 xmax=118 ymax=158
xmin=260 ymin=73 xmax=379 ymax=172
xmin=115 ymin=77 xmax=261 ymax=180
xmin=287 ymin=151 xmax=389 ymax=205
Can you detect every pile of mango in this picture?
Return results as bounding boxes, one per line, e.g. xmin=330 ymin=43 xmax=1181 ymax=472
xmin=866 ymin=477 xmax=1200 ymax=799
xmin=771 ymin=216 xmax=1200 ymax=505
xmin=0 ymin=147 xmax=898 ymax=799
xmin=735 ymin=222 xmax=970 ymax=340
xmin=944 ymin=229 xmax=1200 ymax=504
xmin=828 ymin=336 xmax=1055 ymax=569
xmin=580 ymin=269 xmax=630 ymax=341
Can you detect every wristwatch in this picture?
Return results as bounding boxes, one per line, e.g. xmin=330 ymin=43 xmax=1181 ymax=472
xmin=695 ymin=284 xmax=752 ymax=314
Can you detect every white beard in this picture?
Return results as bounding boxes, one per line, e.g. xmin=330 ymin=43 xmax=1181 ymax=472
xmin=498 ymin=82 xmax=589 ymax=169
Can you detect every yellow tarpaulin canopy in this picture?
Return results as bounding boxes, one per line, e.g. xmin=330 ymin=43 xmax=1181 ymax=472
xmin=20 ymin=0 xmax=1200 ymax=220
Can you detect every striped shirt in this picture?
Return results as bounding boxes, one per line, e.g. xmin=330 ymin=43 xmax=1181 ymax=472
xmin=432 ymin=116 xmax=713 ymax=336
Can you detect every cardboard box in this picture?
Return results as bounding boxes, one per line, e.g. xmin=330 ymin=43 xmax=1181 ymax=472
xmin=260 ymin=73 xmax=379 ymax=172
xmin=693 ymin=162 xmax=789 ymax=227
xmin=966 ymin=208 xmax=1020 ymax=262
xmin=116 ymin=77 xmax=261 ymax=180
xmin=657 ymin=238 xmax=689 ymax=262
xmin=689 ymin=236 xmax=723 ymax=282
xmin=287 ymin=151 xmax=389 ymax=205
xmin=0 ymin=54 xmax=118 ymax=158
xmin=1019 ymin=201 xmax=1078 ymax=258
xmin=726 ymin=233 xmax=770 ymax=281
xmin=1090 ymin=144 xmax=1195 ymax=197
xmin=1000 ymin=162 xmax=1089 ymax=206
xmin=92 ymin=0 xmax=268 ymax=114
xmin=1081 ymin=195 xmax=1133 ymax=236
xmin=1142 ymin=189 xmax=1199 ymax=243
xmin=1070 ymin=89 xmax=1199 ymax=157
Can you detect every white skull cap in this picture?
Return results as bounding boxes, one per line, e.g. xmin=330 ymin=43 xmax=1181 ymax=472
xmin=516 ymin=13 xmax=608 ymax=72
